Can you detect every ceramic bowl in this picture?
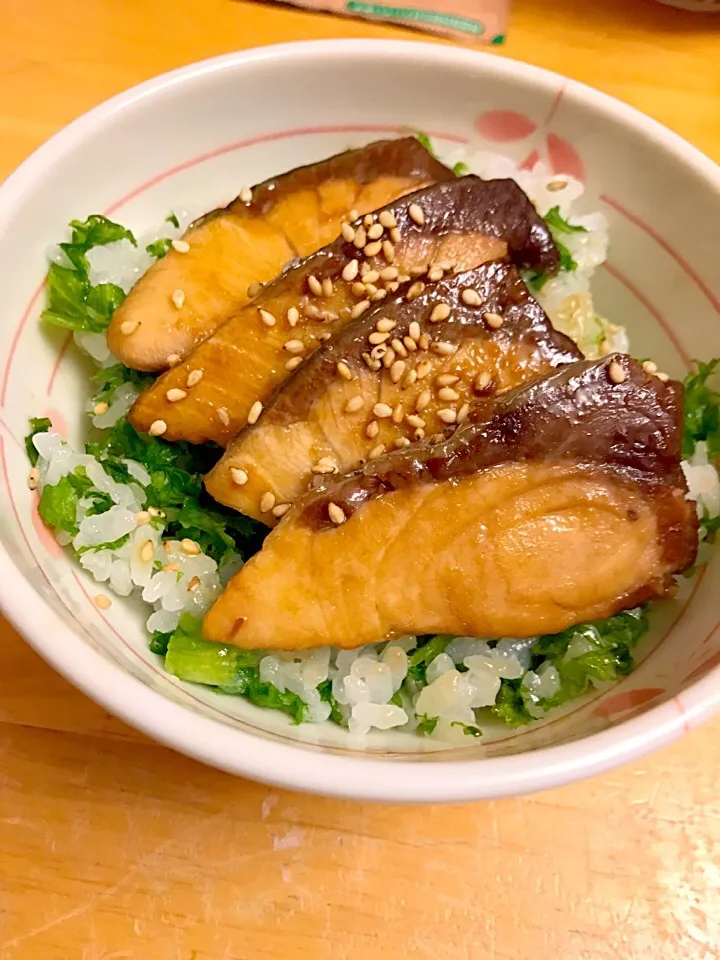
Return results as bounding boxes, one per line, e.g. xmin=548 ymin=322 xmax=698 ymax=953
xmin=1 ymin=40 xmax=718 ymax=802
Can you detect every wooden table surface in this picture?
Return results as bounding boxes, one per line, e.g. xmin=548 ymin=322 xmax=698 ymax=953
xmin=1 ymin=1 xmax=719 ymax=957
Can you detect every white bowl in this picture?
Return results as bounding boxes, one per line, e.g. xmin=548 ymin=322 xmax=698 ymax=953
xmin=1 ymin=40 xmax=719 ymax=802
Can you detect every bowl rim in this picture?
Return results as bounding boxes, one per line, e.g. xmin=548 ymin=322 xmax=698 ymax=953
xmin=1 ymin=38 xmax=719 ymax=803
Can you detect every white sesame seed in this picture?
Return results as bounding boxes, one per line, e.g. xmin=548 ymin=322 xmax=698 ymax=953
xmin=260 ymin=492 xmax=276 ymax=514
xmin=342 ymin=260 xmax=360 ymax=283
xmin=285 ymin=357 xmax=303 ymax=371
xmin=367 ymin=223 xmax=384 ymax=241
xmin=457 ymin=402 xmax=470 ymax=423
xmin=418 ymin=333 xmax=430 ymax=351
xmin=135 ymin=510 xmax=151 ymax=525
xmin=461 ymin=288 xmax=481 ymax=306
xmin=416 ymin=360 xmax=432 ymax=379
xmin=322 ymin=277 xmax=334 ymax=297
xmin=382 ymin=240 xmax=395 ymax=263
xmin=376 ymin=317 xmax=396 ymax=333
xmin=148 ymin=507 xmax=165 ymax=518
xmin=372 ymin=344 xmax=389 ymax=362
xmin=94 ymin=594 xmax=111 ymax=609
xmin=308 ymin=275 xmax=323 ymax=297
xmin=364 ymin=241 xmax=382 ymax=257
xmin=317 ymin=457 xmax=339 ymax=473
xmin=27 ymin=466 xmax=40 ymax=490
xmin=390 ymin=360 xmax=406 ymax=383
xmin=345 ymin=396 xmax=364 ymax=414
xmin=318 ymin=332 xmax=332 ymax=342
xmin=432 ymin=341 xmax=457 ymax=356
xmin=186 ymin=369 xmax=204 ymax=388
xmin=363 ymin=214 xmax=374 ymax=229
xmin=166 ymin=353 xmax=181 ymax=366
xmin=217 ymin=407 xmax=230 ymax=426
xmin=284 ymin=339 xmax=305 ymax=354
xmin=366 ymin=420 xmax=379 ymax=439
xmin=93 ymin=401 xmax=109 ymax=416
xmin=608 ymin=360 xmax=626 ymax=384
xmin=656 ymin=371 xmax=670 ymax=382
xmin=402 ymin=369 xmax=418 ymax=389
xmin=149 ymin=419 xmax=167 ymax=437
xmin=239 ymin=186 xmax=253 ymax=203
xmin=328 ymin=502 xmax=346 ymax=525
xmin=230 ymin=467 xmax=248 ymax=486
xmin=351 ymin=300 xmax=370 ymax=319
xmin=410 ymin=265 xmax=427 ymax=277
xmin=427 ymin=267 xmax=444 ymax=282
xmin=406 ymin=414 xmax=426 ymax=429
xmin=187 ymin=576 xmax=201 ymax=593
xmin=120 ymin=319 xmax=140 ymax=336
xmin=408 ymin=203 xmax=425 ymax=226
xmin=392 ymin=338 xmax=408 ymax=358
xmin=437 ymin=408 xmax=457 ymax=424
xmin=365 ymin=285 xmax=379 ymax=298
xmin=166 ymin=388 xmax=187 ymax=403
xmin=369 ymin=444 xmax=386 ymax=460
xmin=349 ymin=208 xmax=359 ymax=222
xmin=379 ymin=211 xmax=397 ymax=229
xmin=372 ymin=289 xmax=387 ymax=302
xmin=341 ymin=223 xmax=356 ymax=243
xmin=484 ymin=311 xmax=504 ymax=329
xmin=407 ymin=282 xmax=425 ymax=301
xmin=171 ymin=239 xmax=190 ymax=254
xmin=409 ymin=321 xmax=421 ymax=341
xmin=171 ymin=289 xmax=185 ymax=309
xmin=392 ymin=402 xmax=404 ymax=424
xmin=390 ymin=228 xmax=401 ymax=244
xmin=247 ymin=281 xmax=263 ymax=298
xmin=336 ymin=361 xmax=353 ymax=381
xmin=364 ymin=270 xmax=380 ymax=284
xmin=394 ymin=437 xmax=411 ymax=448
xmin=438 ymin=386 xmax=460 ymax=402
xmin=273 ymin=503 xmax=291 ymax=519
xmin=181 ymin=538 xmax=201 ymax=556
xmin=351 ymin=281 xmax=367 ymax=298
xmin=369 ymin=331 xmax=390 ymax=346
xmin=259 ymin=309 xmax=276 ymax=327
xmin=353 ymin=226 xmax=367 ymax=248
xmin=416 ymin=390 xmax=431 ymax=412
xmin=373 ymin=403 xmax=393 ymax=419
xmin=413 ymin=428 xmax=426 ymax=441
xmin=642 ymin=360 xmax=658 ymax=374
xmin=436 ymin=374 xmax=459 ymax=386
xmin=380 ymin=266 xmax=399 ymax=281
xmin=474 ymin=372 xmax=492 ymax=392
xmin=403 ymin=336 xmax=418 ymax=353
xmin=546 ymin=179 xmax=567 ymax=192
xmin=248 ymin=400 xmax=263 ymax=424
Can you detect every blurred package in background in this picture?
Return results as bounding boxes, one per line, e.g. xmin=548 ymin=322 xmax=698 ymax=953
xmin=653 ymin=0 xmax=719 ymax=8
xmin=258 ymin=0 xmax=510 ymax=43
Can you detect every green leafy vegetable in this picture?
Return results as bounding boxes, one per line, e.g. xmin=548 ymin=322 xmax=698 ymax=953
xmin=492 ymin=608 xmax=649 ymax=727
xmin=416 ymin=714 xmax=439 ymax=736
xmin=543 ymin=206 xmax=587 ymax=235
xmin=682 ymin=359 xmax=720 ymax=459
xmin=150 ymin=631 xmax=172 ymax=656
xmin=317 ymin=678 xmax=345 ymax=725
xmin=76 ymin=533 xmax=130 ymax=555
xmin=451 ymin=721 xmax=482 ymax=737
xmin=165 ymin=615 xmax=307 ymax=723
xmin=452 ymin=161 xmax=469 ymax=177
xmin=38 ymin=475 xmax=81 ymax=534
xmin=25 ymin=417 xmax=52 ymax=466
xmin=42 ymin=214 xmax=136 ymax=333
xmin=91 ymin=363 xmax=154 ymax=408
xmin=166 ymin=212 xmax=180 ymax=229
xmin=415 ymin=131 xmax=435 ymax=156
xmin=146 ymin=238 xmax=172 ymax=260
xmin=407 ymin=635 xmax=453 ymax=684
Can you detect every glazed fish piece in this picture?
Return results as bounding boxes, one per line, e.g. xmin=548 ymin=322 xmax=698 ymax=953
xmin=129 ymin=176 xmax=560 ymax=445
xmin=107 ymin=137 xmax=454 ymax=371
xmin=203 ymin=355 xmax=698 ymax=650
xmin=205 ymin=258 xmax=581 ymax=524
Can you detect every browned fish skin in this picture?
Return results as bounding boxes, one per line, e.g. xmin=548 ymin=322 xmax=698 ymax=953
xmin=202 ymin=355 xmax=698 ymax=650
xmin=129 ymin=176 xmax=559 ymax=446
xmin=108 ymin=138 xmax=453 ymax=371
xmin=206 ymin=258 xmax=581 ymax=524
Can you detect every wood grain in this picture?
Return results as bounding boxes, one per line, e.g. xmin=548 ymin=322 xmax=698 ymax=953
xmin=1 ymin=1 xmax=719 ymax=957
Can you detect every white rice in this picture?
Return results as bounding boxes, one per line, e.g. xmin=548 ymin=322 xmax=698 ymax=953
xmin=35 ymin=146 xmax=719 ymax=739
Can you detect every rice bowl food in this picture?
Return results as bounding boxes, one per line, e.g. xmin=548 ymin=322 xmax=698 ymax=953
xmin=23 ymin=131 xmax=720 ymax=747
